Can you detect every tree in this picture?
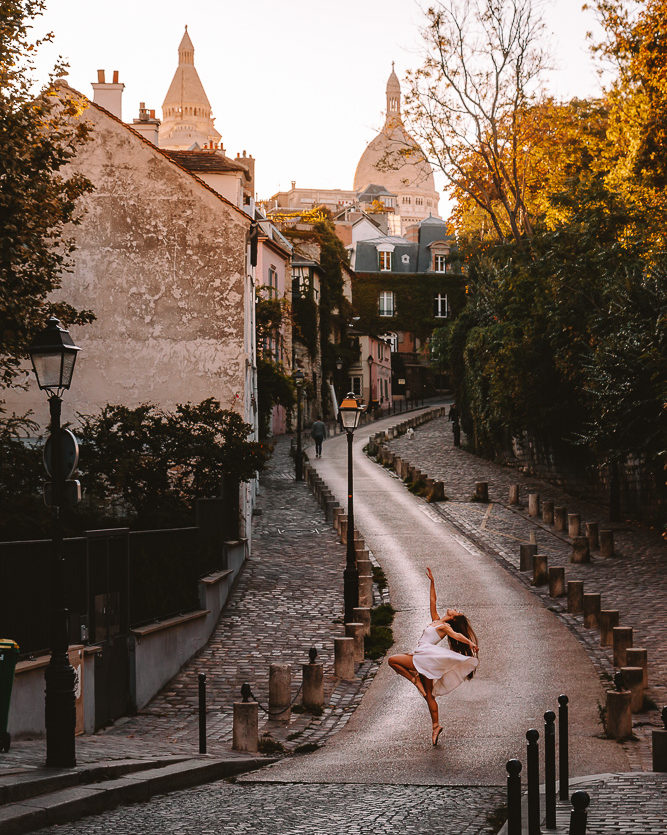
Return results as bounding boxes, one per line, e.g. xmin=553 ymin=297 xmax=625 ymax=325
xmin=77 ymin=399 xmax=267 ymax=527
xmin=0 ymin=0 xmax=94 ymax=391
xmin=403 ymin=0 xmax=549 ymax=244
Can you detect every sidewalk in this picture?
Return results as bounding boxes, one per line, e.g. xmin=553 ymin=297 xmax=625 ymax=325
xmin=0 ymin=436 xmax=382 ymax=832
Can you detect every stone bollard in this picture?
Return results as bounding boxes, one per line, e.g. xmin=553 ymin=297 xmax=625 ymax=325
xmin=332 ymin=507 xmax=344 ymax=531
xmin=519 ymin=542 xmax=537 ymax=572
xmin=335 ymin=510 xmax=345 ymax=535
xmin=620 ymin=666 xmax=644 ymax=712
xmin=268 ymin=663 xmax=291 ymax=723
xmin=599 ymin=610 xmax=619 ymax=646
xmin=626 ymin=648 xmax=648 ymax=690
xmin=353 ymin=606 xmax=371 ymax=636
xmin=548 ymin=566 xmax=565 ymax=597
xmin=358 ymin=573 xmax=373 ymax=607
xmin=334 ymin=636 xmax=355 ymax=681
xmin=325 ymin=499 xmax=338 ymax=522
xmin=533 ymin=554 xmax=548 ymax=586
xmin=302 ymin=658 xmax=324 ymax=713
xmin=339 ymin=517 xmax=348 ymax=544
xmin=583 ymin=593 xmax=601 ymax=629
xmin=554 ymin=506 xmax=567 ymax=532
xmin=542 ymin=500 xmax=554 ymax=525
xmin=233 ymin=700 xmax=258 ymax=752
xmin=356 ymin=559 xmax=372 ymax=577
xmin=508 ymin=484 xmax=520 ymax=505
xmin=568 ymin=513 xmax=581 ymax=538
xmin=474 ymin=482 xmax=489 ymax=502
xmin=528 ymin=493 xmax=540 ymax=517
xmin=586 ymin=522 xmax=600 ymax=551
xmin=612 ymin=626 xmax=633 ymax=667
xmin=652 ymin=708 xmax=667 ymax=772
xmin=345 ymin=622 xmax=365 ymax=663
xmin=570 ymin=536 xmax=590 ymax=564
xmin=529 ymin=530 xmax=537 ymax=545
xmin=567 ymin=580 xmax=584 ymax=614
xmin=599 ymin=529 xmax=614 ymax=557
xmin=606 ymin=682 xmax=632 ymax=740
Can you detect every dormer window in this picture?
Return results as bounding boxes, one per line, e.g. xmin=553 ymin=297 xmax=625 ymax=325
xmin=378 ymin=251 xmax=392 ymax=271
xmin=434 ymin=254 xmax=447 ymax=273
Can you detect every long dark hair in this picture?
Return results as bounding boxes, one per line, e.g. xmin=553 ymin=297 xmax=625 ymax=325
xmin=447 ymin=613 xmax=479 ymax=679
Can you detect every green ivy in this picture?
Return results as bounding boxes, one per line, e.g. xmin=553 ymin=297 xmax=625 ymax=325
xmin=256 ymin=357 xmax=296 ymax=439
xmin=352 ymin=273 xmax=466 ymax=340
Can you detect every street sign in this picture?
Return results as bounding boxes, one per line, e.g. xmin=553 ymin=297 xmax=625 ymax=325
xmin=43 ymin=479 xmax=81 ymax=508
xmin=43 ymin=429 xmax=79 ymax=479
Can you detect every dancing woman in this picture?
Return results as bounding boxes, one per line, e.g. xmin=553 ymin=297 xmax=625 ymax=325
xmin=388 ymin=567 xmax=479 ymax=745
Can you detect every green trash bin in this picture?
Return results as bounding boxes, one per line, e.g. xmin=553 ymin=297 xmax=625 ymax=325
xmin=0 ymin=638 xmax=20 ymax=752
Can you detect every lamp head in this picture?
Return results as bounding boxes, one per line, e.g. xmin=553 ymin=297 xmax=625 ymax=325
xmin=339 ymin=392 xmax=365 ymax=431
xmin=28 ymin=317 xmax=81 ymax=396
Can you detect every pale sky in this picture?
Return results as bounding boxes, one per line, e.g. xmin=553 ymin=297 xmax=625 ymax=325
xmin=32 ymin=0 xmax=606 ymax=208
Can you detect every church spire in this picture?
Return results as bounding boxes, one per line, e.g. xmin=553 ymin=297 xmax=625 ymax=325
xmin=386 ymin=62 xmax=401 ymax=122
xmin=178 ymin=26 xmax=194 ymax=65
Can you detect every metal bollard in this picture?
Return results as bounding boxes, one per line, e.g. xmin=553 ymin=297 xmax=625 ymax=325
xmin=526 ymin=729 xmax=541 ymax=834
xmin=544 ymin=711 xmax=556 ymax=830
xmin=198 ymin=672 xmax=207 ymax=754
xmin=558 ymin=694 xmax=569 ymax=801
xmin=506 ymin=759 xmax=522 ymax=835
xmin=568 ymin=790 xmax=590 ymax=835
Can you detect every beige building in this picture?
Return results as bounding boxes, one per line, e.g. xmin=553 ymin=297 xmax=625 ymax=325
xmin=5 ymin=83 xmax=254 ymax=457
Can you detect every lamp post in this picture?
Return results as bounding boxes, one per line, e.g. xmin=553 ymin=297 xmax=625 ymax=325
xmin=339 ymin=393 xmax=365 ymax=623
xmin=293 ymin=369 xmax=304 ymax=481
xmin=28 ymin=317 xmax=81 ymax=768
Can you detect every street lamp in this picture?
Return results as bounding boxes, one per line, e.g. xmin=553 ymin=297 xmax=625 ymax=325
xmin=293 ymin=369 xmax=304 ymax=481
xmin=339 ymin=392 xmax=365 ymax=623
xmin=28 ymin=317 xmax=81 ymax=768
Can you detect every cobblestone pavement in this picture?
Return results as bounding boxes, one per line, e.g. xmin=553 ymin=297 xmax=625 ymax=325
xmin=388 ymin=417 xmax=666 ymax=771
xmin=553 ymin=772 xmax=667 ymax=834
xmin=2 ymin=437 xmax=378 ymax=769
xmin=32 ymin=781 xmax=506 ymax=835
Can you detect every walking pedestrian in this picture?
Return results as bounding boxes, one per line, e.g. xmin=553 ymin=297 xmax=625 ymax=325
xmin=310 ymin=416 xmax=326 ymax=458
xmin=388 ymin=567 xmax=479 ymax=746
xmin=449 ymin=403 xmax=461 ymax=447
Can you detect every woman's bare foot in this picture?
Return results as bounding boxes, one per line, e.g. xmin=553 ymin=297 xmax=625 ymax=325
xmin=432 ymin=724 xmax=443 ymax=746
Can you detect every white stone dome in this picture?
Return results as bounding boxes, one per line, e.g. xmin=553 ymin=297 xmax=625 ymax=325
xmin=353 ymin=66 xmax=439 ymax=229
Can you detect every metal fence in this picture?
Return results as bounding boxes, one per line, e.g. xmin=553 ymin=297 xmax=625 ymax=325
xmin=0 ymin=497 xmax=231 ymax=658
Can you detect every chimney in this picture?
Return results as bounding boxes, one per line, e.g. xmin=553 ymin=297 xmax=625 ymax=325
xmin=91 ymin=69 xmax=124 ymax=119
xmin=132 ymin=101 xmax=161 ymax=145
xmin=235 ymin=151 xmax=256 ymax=201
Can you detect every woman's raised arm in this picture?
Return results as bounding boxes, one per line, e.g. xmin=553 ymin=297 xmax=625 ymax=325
xmin=426 ymin=567 xmax=440 ymax=621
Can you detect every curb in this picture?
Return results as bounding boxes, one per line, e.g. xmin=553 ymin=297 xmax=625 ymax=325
xmin=0 ymin=755 xmax=276 ymax=835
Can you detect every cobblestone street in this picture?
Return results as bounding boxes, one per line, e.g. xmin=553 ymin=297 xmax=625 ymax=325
xmin=3 ymin=438 xmax=375 ymax=769
xmin=33 ymin=781 xmax=505 ymax=835
xmin=388 ymin=416 xmax=666 ymax=770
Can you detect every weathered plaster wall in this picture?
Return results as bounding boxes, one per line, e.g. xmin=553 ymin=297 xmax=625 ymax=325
xmin=5 ymin=99 xmax=250 ymax=429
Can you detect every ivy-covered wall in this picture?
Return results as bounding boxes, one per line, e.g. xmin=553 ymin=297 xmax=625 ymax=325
xmin=352 ymin=273 xmax=466 ymax=339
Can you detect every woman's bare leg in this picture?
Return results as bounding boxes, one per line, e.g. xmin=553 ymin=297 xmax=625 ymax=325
xmin=423 ymin=679 xmax=442 ymax=745
xmin=387 ymin=653 xmax=427 ymax=698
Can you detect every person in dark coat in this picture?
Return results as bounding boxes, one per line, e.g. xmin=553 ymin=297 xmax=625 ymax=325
xmin=311 ymin=417 xmax=326 ymax=458
xmin=449 ymin=403 xmax=461 ymax=448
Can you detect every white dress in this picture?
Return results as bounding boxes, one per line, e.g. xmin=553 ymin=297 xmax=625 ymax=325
xmin=412 ymin=624 xmax=479 ymax=696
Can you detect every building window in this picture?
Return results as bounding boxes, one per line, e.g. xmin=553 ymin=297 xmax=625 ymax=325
xmin=292 ymin=265 xmax=311 ymax=299
xmin=402 ymin=196 xmax=411 ymax=204
xmin=268 ymin=266 xmax=278 ymax=297
xmin=378 ymin=251 xmax=392 ymax=271
xmin=383 ymin=332 xmax=399 ymax=352
xmin=401 ymin=254 xmax=410 ymax=265
xmin=378 ymin=291 xmax=395 ymax=317
xmin=350 ymin=375 xmax=362 ymax=396
xmin=434 ymin=254 xmax=447 ymax=273
xmin=434 ymin=293 xmax=448 ymax=318
xmin=416 ymin=197 xmax=423 ymax=206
